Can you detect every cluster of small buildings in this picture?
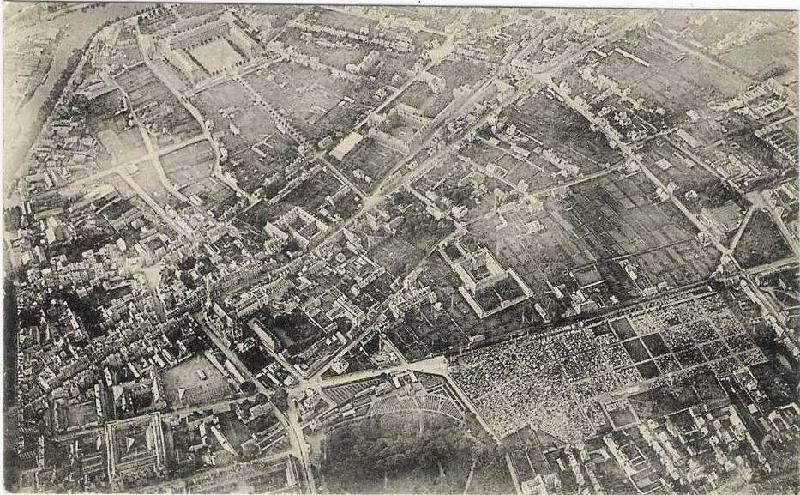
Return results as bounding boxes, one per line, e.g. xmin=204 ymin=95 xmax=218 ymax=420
xmin=5 ymin=76 xmax=277 ymax=487
xmin=513 ymin=376 xmax=800 ymax=495
xmin=288 ymin=10 xmax=413 ymax=53
xmin=210 ymin=232 xmax=397 ymax=384
xmin=711 ymin=78 xmax=798 ymax=188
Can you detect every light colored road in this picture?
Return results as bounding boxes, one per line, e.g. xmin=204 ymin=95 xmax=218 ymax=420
xmin=552 ymin=73 xmax=796 ymax=392
xmin=536 ymin=35 xmax=796 ymax=343
xmin=234 ymin=74 xmax=311 ymax=149
xmin=467 ymin=163 xmax=624 ymax=225
xmin=198 ymin=315 xmax=317 ymax=495
xmin=234 ymin=73 xmax=345 ymax=210
xmin=303 ymin=73 xmax=498 ymax=255
xmin=135 ymin=24 xmax=258 ymax=205
xmin=134 ymin=112 xmax=191 ymax=204
xmin=516 ymin=12 xmax=657 ymax=77
xmin=234 ymin=72 xmax=370 ymax=206
xmin=640 ymin=163 xmax=731 ymax=256
xmin=324 ymin=6 xmax=446 ymax=38
xmin=246 ymin=13 xmax=666 ymax=411
xmin=320 ymin=156 xmax=367 ymax=199
xmin=262 ymin=163 xmax=323 ymax=207
xmin=373 ymin=76 xmax=498 ymax=197
xmin=61 ymin=134 xmax=207 ymax=192
xmin=747 ymin=256 xmax=797 ymax=276
xmin=302 ymin=51 xmax=499 ymax=254
xmin=251 ymin=8 xmax=633 ymax=267
xmin=351 ymin=56 xmax=441 ymax=132
xmin=50 ymin=157 xmax=193 ymax=239
xmin=728 ymin=206 xmax=754 ymax=253
xmin=183 ymin=54 xmax=282 ymax=98
xmin=304 ymin=353 xmax=499 ymax=443
xmin=117 ymin=170 xmax=193 ymax=239
xmin=61 ymin=162 xmax=141 ymax=189
xmin=463 ymin=458 xmax=477 ymax=495
xmin=506 ymin=453 xmax=523 ymax=495
xmin=443 ymin=370 xmax=499 ymax=443
xmin=308 ymin=356 xmax=448 ymax=390
xmin=285 ymin=399 xmax=317 ymax=495
xmin=100 ymin=72 xmax=197 ymax=244
xmin=545 ymin=71 xmax=733 ymax=262
xmin=664 ymin=134 xmax=738 ymax=192
xmin=4 ymin=5 xmax=145 ymax=200
xmin=155 ymin=133 xmax=209 ymax=157
xmin=263 ymin=342 xmax=306 ymax=384
xmin=535 ymin=27 xmax=796 ymax=340
xmin=113 ymin=39 xmax=187 ymax=205
xmin=309 ymin=326 xmax=378 ymax=380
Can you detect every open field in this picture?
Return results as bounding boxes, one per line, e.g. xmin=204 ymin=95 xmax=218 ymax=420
xmin=583 ymin=26 xmax=752 ymax=120
xmin=97 ymin=127 xmax=146 ymax=165
xmin=162 ymin=140 xmax=214 ymax=187
xmin=189 ymin=38 xmax=243 ymax=74
xmin=161 ymin=354 xmax=235 ymax=409
xmin=733 ymin=209 xmax=794 ymax=269
xmin=464 ymin=172 xmax=719 ymax=310
xmin=505 ymin=89 xmax=624 ymax=173
xmin=64 ymin=401 xmax=98 ymax=430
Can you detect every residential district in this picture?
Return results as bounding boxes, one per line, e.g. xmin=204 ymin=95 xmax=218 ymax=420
xmin=2 ymin=4 xmax=799 ymax=494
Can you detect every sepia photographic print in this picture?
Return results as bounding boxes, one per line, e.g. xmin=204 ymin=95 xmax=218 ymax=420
xmin=2 ymin=2 xmax=799 ymax=493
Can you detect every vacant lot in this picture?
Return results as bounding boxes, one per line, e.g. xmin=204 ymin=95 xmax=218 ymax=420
xmin=65 ymin=401 xmax=98 ymax=429
xmin=161 ymin=354 xmax=235 ymax=409
xmin=733 ymin=209 xmax=794 ymax=269
xmin=97 ymin=127 xmax=146 ymax=165
xmin=162 ymin=140 xmax=214 ymax=186
xmin=189 ymin=38 xmax=243 ymax=74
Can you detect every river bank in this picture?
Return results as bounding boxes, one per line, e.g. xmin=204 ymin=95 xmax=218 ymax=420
xmin=3 ymin=2 xmax=147 ymax=200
